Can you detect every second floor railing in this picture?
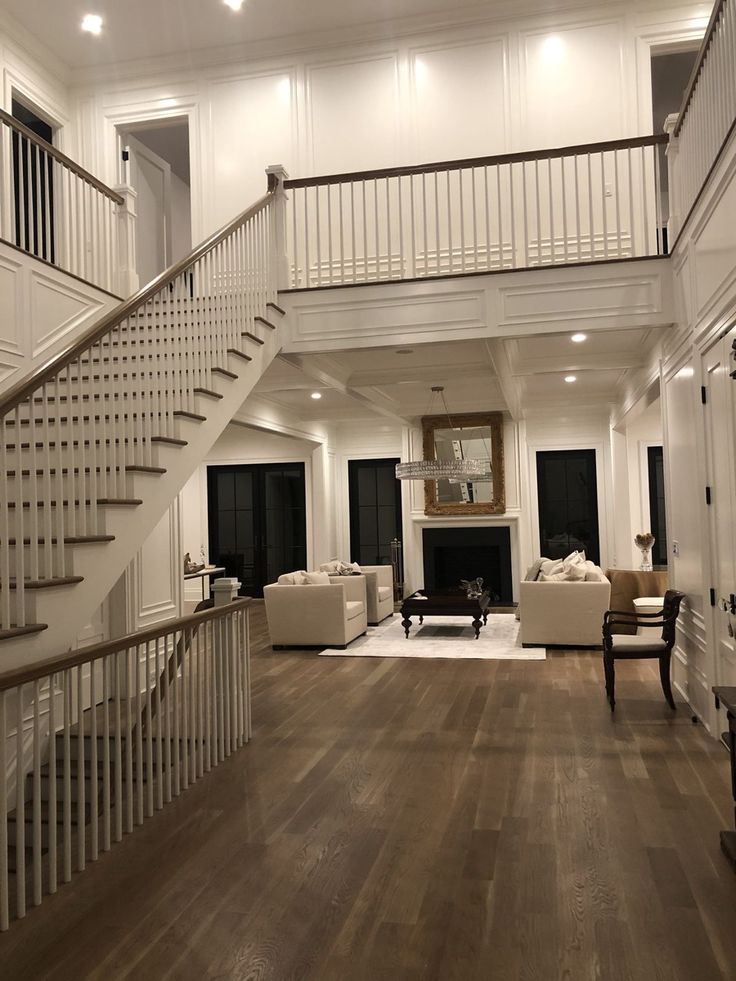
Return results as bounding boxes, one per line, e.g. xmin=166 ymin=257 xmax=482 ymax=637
xmin=669 ymin=0 xmax=736 ymax=241
xmin=284 ymin=134 xmax=668 ymax=289
xmin=0 ymin=109 xmax=126 ymax=295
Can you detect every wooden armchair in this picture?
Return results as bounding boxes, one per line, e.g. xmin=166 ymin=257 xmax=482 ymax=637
xmin=601 ymin=589 xmax=686 ymax=710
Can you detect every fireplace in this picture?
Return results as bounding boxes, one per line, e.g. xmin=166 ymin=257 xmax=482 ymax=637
xmin=422 ymin=527 xmax=513 ymax=603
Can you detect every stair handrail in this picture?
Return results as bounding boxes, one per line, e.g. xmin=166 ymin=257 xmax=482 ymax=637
xmin=282 ymin=133 xmax=668 ymax=188
xmin=0 ymin=598 xmax=251 ymax=692
xmin=0 ymin=108 xmax=124 ymax=205
xmin=0 ymin=189 xmax=275 ymax=419
xmin=672 ymin=0 xmax=727 ymax=138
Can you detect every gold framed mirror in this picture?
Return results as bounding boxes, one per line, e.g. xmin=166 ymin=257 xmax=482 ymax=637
xmin=422 ymin=411 xmax=505 ymax=515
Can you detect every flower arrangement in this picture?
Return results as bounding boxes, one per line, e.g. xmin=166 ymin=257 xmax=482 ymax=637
xmin=634 ymin=532 xmax=655 ymax=571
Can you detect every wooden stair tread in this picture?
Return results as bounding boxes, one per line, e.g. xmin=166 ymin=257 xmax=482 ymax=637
xmin=172 ymin=410 xmax=206 ymax=422
xmin=254 ymin=316 xmax=276 ymax=330
xmin=227 ymin=348 xmax=252 ymax=361
xmin=193 ymin=387 xmax=223 ymax=400
xmin=267 ymin=301 xmax=286 ymax=316
xmin=241 ymin=332 xmax=264 ymax=346
xmin=211 ymin=367 xmax=237 ymax=380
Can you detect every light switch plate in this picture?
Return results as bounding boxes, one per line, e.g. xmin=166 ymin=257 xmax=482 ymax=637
xmin=672 ymin=541 xmax=680 ymax=557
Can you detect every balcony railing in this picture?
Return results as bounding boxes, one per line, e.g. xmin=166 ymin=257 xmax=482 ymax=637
xmin=284 ymin=134 xmax=668 ymax=289
xmin=0 ymin=109 xmax=127 ymax=295
xmin=669 ymin=0 xmax=736 ymax=241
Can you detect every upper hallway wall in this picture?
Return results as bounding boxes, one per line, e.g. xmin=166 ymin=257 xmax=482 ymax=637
xmin=0 ymin=12 xmax=73 ymax=153
xmin=71 ymin=1 xmax=710 ymax=241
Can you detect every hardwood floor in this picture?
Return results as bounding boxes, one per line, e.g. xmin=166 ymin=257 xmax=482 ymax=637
xmin=2 ymin=603 xmax=736 ymax=980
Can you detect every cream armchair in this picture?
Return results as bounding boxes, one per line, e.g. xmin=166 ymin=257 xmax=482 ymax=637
xmin=264 ymin=571 xmax=368 ymax=649
xmin=319 ymin=563 xmax=394 ymax=625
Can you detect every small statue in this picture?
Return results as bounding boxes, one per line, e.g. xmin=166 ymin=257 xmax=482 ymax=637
xmin=184 ymin=552 xmax=205 ymax=574
xmin=460 ymin=577 xmax=484 ymax=599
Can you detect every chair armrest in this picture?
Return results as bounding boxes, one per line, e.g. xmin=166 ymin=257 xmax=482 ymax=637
xmin=326 ymin=574 xmax=366 ymax=604
xmin=360 ymin=565 xmax=394 ymax=588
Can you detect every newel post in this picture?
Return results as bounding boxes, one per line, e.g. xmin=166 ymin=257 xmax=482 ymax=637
xmin=265 ymin=164 xmax=290 ymax=291
xmin=663 ymin=113 xmax=680 ymax=246
xmin=113 ymin=183 xmax=139 ymax=297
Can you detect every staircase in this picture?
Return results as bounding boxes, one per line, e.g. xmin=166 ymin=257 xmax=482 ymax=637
xmin=0 ymin=182 xmax=287 ymax=669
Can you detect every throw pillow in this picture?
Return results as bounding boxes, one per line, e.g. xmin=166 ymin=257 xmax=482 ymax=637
xmin=320 ymin=560 xmax=341 ymax=574
xmin=524 ymin=558 xmax=544 ymax=581
xmin=278 ymin=570 xmax=307 ymax=585
xmin=539 ymin=571 xmax=568 ymax=582
xmin=298 ymin=570 xmax=330 ymax=585
xmin=562 ymin=559 xmax=586 ymax=582
xmin=585 ymin=569 xmax=604 ymax=582
xmin=540 ymin=558 xmax=563 ymax=577
xmin=563 ymin=550 xmax=585 ymax=566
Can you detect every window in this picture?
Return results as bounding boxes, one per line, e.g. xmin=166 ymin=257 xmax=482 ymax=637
xmin=536 ymin=449 xmax=600 ymax=564
xmin=647 ymin=446 xmax=668 ymax=568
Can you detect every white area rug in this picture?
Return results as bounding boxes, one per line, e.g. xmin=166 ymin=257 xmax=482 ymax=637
xmin=319 ymin=614 xmax=546 ymax=660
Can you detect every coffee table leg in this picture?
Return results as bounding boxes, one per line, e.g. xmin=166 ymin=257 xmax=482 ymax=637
xmin=472 ymin=616 xmax=482 ymax=639
xmin=402 ymin=615 xmax=412 ymax=638
xmin=419 ymin=615 xmax=424 ymax=624
xmin=483 ymin=612 xmax=488 ymax=625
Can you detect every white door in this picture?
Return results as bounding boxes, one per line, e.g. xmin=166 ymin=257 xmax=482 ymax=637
xmin=124 ymin=133 xmax=172 ymax=285
xmin=702 ymin=324 xmax=736 ymax=711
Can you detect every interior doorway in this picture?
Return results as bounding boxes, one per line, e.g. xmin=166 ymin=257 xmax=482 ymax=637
xmin=11 ymin=94 xmax=57 ymax=263
xmin=119 ymin=118 xmax=191 ymax=285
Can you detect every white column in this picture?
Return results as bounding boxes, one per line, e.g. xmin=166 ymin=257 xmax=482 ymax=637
xmin=113 ymin=183 xmax=139 ymax=296
xmin=265 ymin=164 xmax=290 ymax=291
xmin=663 ymin=114 xmax=680 ymax=245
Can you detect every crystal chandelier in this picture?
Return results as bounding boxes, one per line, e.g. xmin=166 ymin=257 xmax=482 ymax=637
xmin=395 ymin=386 xmax=492 ymax=481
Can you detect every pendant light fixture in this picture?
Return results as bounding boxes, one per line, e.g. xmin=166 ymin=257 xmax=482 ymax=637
xmin=395 ymin=386 xmax=492 ymax=481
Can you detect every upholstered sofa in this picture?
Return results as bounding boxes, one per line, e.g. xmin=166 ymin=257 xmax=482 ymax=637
xmin=519 ymin=552 xmax=611 ymax=647
xmin=264 ymin=571 xmax=368 ymax=649
xmin=319 ymin=562 xmax=394 ymax=625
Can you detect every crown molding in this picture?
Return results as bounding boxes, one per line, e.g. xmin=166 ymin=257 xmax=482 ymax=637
xmin=68 ymin=0 xmax=646 ymax=89
xmin=0 ymin=7 xmax=70 ymax=90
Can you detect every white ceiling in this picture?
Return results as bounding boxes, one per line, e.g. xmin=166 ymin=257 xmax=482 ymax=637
xmin=252 ymin=327 xmax=664 ymax=424
xmin=1 ymin=0 xmax=521 ymax=71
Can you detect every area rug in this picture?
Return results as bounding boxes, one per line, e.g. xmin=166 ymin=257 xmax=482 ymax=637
xmin=319 ymin=614 xmax=546 ymax=660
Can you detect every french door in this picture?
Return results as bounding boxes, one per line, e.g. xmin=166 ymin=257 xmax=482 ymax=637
xmin=536 ymin=449 xmax=600 ymax=564
xmin=348 ymin=458 xmax=402 ymax=567
xmin=207 ymin=463 xmax=307 ymax=598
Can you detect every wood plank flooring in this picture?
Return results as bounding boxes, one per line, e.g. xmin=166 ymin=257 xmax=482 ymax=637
xmin=2 ymin=603 xmax=736 ymax=980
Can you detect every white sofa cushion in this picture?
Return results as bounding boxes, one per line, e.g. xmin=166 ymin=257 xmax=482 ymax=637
xmin=346 ymin=600 xmax=365 ymax=620
xmin=562 ymin=559 xmax=587 ymax=581
xmin=277 ymin=570 xmax=307 ymax=585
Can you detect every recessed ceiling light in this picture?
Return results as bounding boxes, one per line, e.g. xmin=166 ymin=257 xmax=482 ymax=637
xmin=571 ymin=333 xmax=587 ymax=343
xmin=223 ymin=0 xmax=244 ymax=9
xmin=564 ymin=375 xmax=577 ymax=383
xmin=81 ymin=13 xmax=103 ymax=35
xmin=310 ymin=392 xmax=322 ymax=400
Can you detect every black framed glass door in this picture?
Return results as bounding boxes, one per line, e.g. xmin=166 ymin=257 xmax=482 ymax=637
xmin=647 ymin=446 xmax=668 ymax=568
xmin=207 ymin=463 xmax=307 ymax=597
xmin=348 ymin=458 xmax=402 ymax=567
xmin=536 ymin=449 xmax=600 ymax=564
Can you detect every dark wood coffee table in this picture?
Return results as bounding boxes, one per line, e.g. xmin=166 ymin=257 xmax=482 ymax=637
xmin=400 ymin=590 xmax=491 ymax=640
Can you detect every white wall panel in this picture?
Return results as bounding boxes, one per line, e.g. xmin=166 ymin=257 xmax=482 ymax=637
xmin=208 ymin=70 xmax=295 ymax=228
xmin=520 ymin=21 xmax=625 ymax=148
xmin=410 ymin=37 xmax=508 ymax=162
xmin=307 ymin=55 xmax=399 ymax=173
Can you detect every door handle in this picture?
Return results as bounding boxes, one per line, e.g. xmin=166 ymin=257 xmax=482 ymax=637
xmin=721 ymin=596 xmax=736 ymax=614
xmin=731 ymin=594 xmax=736 ymax=616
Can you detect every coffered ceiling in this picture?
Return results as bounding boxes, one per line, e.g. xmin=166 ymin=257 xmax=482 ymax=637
xmin=251 ymin=326 xmax=665 ymax=424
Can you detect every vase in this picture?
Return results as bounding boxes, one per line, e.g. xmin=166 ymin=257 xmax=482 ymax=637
xmin=638 ymin=545 xmax=654 ymax=572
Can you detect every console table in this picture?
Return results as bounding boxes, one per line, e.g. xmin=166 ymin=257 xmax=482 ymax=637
xmin=713 ymin=686 xmax=736 ymax=869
